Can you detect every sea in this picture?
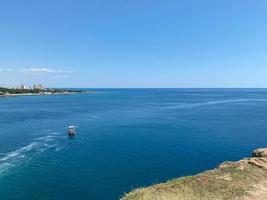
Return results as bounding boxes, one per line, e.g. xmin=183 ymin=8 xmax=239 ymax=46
xmin=1 ymin=89 xmax=267 ymax=200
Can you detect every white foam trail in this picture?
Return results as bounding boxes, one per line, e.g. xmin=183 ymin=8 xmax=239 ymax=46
xmin=20 ymin=142 xmax=38 ymax=151
xmin=0 ymin=133 xmax=63 ymax=175
xmin=50 ymin=132 xmax=60 ymax=135
xmin=0 ymin=142 xmax=38 ymax=162
xmin=35 ymin=135 xmax=55 ymax=140
xmin=163 ymin=99 xmax=267 ymax=110
xmin=0 ymin=152 xmax=20 ymax=161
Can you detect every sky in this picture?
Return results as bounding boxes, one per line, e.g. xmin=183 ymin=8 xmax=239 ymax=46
xmin=0 ymin=0 xmax=267 ymax=88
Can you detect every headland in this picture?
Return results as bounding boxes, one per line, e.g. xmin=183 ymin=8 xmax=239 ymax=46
xmin=0 ymin=86 xmax=86 ymax=97
xmin=122 ymin=148 xmax=267 ymax=200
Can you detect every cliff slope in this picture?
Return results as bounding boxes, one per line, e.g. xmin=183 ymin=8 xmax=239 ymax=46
xmin=122 ymin=148 xmax=267 ymax=200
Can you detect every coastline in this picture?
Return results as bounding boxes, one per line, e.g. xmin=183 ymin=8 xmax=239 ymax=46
xmin=0 ymin=91 xmax=91 ymax=97
xmin=122 ymin=148 xmax=267 ymax=200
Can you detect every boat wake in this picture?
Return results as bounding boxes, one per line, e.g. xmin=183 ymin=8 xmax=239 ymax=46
xmin=0 ymin=133 xmax=63 ymax=176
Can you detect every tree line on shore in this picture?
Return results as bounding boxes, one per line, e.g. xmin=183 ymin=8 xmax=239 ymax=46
xmin=0 ymin=87 xmax=82 ymax=95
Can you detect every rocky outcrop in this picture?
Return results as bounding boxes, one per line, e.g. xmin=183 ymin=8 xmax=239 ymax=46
xmin=252 ymin=148 xmax=267 ymax=158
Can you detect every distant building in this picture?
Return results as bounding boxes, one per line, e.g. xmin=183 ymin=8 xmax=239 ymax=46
xmin=34 ymin=84 xmax=45 ymax=90
xmin=21 ymin=84 xmax=27 ymax=90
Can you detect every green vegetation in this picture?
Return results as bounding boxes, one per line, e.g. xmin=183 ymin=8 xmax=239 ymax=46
xmin=0 ymin=87 xmax=83 ymax=95
xmin=0 ymin=87 xmax=42 ymax=94
xmin=122 ymin=148 xmax=267 ymax=200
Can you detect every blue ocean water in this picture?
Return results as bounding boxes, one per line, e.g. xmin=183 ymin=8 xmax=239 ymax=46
xmin=1 ymin=89 xmax=267 ymax=200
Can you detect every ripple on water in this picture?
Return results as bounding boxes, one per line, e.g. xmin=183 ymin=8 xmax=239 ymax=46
xmin=161 ymin=98 xmax=267 ymax=110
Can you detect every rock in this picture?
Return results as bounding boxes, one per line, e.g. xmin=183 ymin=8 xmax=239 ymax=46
xmin=249 ymin=157 xmax=267 ymax=170
xmin=252 ymin=148 xmax=267 ymax=158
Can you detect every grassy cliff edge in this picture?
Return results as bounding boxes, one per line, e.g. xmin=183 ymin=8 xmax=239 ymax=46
xmin=121 ymin=148 xmax=267 ymax=200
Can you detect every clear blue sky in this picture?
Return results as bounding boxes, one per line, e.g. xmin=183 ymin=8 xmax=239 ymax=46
xmin=0 ymin=0 xmax=266 ymax=88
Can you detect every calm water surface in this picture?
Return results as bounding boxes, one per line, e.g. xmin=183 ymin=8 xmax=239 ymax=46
xmin=1 ymin=89 xmax=267 ymax=200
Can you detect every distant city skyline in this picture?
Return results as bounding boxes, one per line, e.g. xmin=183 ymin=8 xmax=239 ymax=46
xmin=0 ymin=0 xmax=267 ymax=88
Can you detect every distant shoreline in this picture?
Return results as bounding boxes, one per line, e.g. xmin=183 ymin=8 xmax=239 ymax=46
xmin=0 ymin=87 xmax=93 ymax=97
xmin=0 ymin=92 xmax=84 ymax=97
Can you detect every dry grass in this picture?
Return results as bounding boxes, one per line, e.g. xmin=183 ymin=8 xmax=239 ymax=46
xmin=121 ymin=158 xmax=267 ymax=200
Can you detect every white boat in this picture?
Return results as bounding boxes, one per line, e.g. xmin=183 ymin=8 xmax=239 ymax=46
xmin=68 ymin=126 xmax=76 ymax=136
